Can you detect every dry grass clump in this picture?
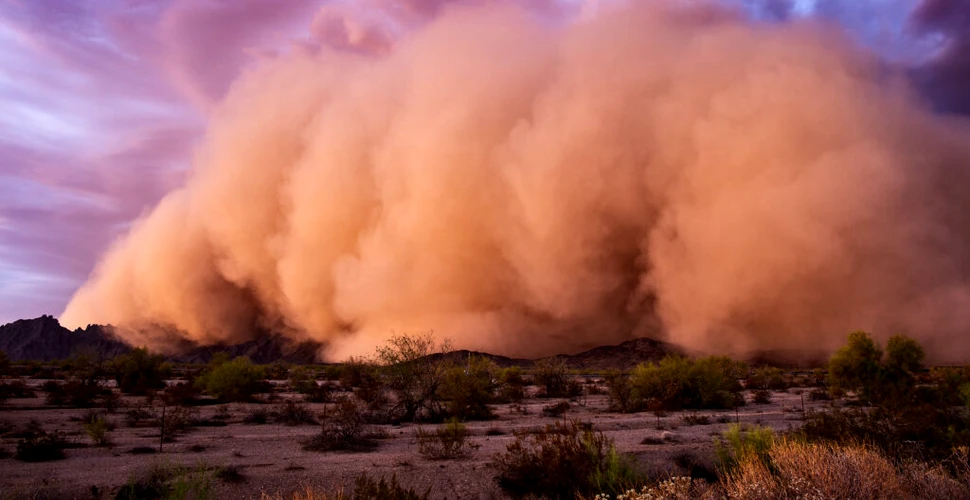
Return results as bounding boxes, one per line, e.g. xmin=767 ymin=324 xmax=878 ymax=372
xmin=261 ymin=474 xmax=428 ymax=500
xmin=722 ymin=440 xmax=970 ymax=500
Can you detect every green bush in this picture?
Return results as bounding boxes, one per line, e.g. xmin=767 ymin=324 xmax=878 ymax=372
xmin=110 ymin=348 xmax=171 ymax=396
xmin=196 ymin=356 xmax=268 ymax=402
xmin=746 ymin=366 xmax=789 ymax=391
xmin=604 ymin=369 xmax=639 ymax=413
xmin=492 ymin=419 xmax=642 ymax=499
xmin=630 ymin=356 xmax=745 ymax=411
xmin=827 ymin=331 xmax=924 ymax=405
xmin=498 ymin=366 xmax=526 ymax=403
xmin=84 ymin=415 xmax=112 ymax=447
xmin=714 ymin=423 xmax=775 ymax=473
xmin=43 ymin=379 xmax=111 ymax=408
xmin=534 ymin=358 xmax=577 ymax=398
xmin=439 ymin=355 xmax=498 ymax=420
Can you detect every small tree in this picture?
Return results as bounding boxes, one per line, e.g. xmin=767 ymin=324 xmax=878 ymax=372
xmin=196 ymin=357 xmax=268 ymax=402
xmin=374 ymin=332 xmax=450 ymax=422
xmin=439 ymin=355 xmax=499 ymax=420
xmin=827 ymin=332 xmax=924 ymax=405
xmin=533 ymin=358 xmax=571 ymax=398
xmin=0 ymin=349 xmax=9 ymax=375
xmin=827 ymin=331 xmax=883 ymax=403
xmin=111 ymin=348 xmax=171 ymax=395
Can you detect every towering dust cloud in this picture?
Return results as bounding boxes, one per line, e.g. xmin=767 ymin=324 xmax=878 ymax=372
xmin=61 ymin=2 xmax=970 ymax=362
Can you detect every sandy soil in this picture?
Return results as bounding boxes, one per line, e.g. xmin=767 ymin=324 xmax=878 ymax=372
xmin=0 ymin=380 xmax=827 ymax=499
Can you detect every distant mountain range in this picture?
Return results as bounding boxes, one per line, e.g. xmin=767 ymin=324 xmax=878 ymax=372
xmin=0 ymin=316 xmax=824 ymax=368
xmin=0 ymin=316 xmax=321 ymax=364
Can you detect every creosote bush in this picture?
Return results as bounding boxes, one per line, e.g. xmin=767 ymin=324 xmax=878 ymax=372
xmin=110 ymin=348 xmax=171 ymax=395
xmin=492 ymin=419 xmax=642 ymax=499
xmin=303 ymin=398 xmax=381 ymax=452
xmin=438 ymin=355 xmax=499 ymax=420
xmin=15 ymin=426 xmax=69 ymax=462
xmin=196 ymin=356 xmax=269 ymax=402
xmin=608 ymin=356 xmax=746 ymax=412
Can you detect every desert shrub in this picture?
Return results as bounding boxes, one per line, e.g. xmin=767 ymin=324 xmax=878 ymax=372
xmin=714 ymin=424 xmax=775 ymax=473
xmin=116 ymin=462 xmax=214 ymax=500
xmin=243 ymin=408 xmax=271 ymax=425
xmin=681 ymin=413 xmax=712 ymax=426
xmin=290 ymin=366 xmax=332 ymax=402
xmin=41 ymin=379 xmax=110 ymax=408
xmin=43 ymin=379 xmax=112 ymax=408
xmin=289 ymin=366 xmax=317 ymax=394
xmin=160 ymin=381 xmax=201 ymax=406
xmin=110 ymin=348 xmax=171 ymax=396
xmin=303 ymin=398 xmax=380 ymax=452
xmin=604 ymin=369 xmax=640 ymax=413
xmin=0 ymin=349 xmax=9 ymax=375
xmin=492 ymin=419 xmax=642 ymax=499
xmin=534 ymin=358 xmax=573 ymax=398
xmin=84 ymin=415 xmax=112 ymax=446
xmin=353 ymin=473 xmax=430 ymax=500
xmin=266 ymin=361 xmax=290 ymax=380
xmin=125 ymin=407 xmax=155 ymax=427
xmin=498 ymin=366 xmax=526 ymax=403
xmin=720 ymin=439 xmax=969 ymax=500
xmin=216 ymin=464 xmax=246 ymax=484
xmin=603 ymin=477 xmax=713 ymax=500
xmin=0 ymin=379 xmax=36 ymax=401
xmin=542 ymin=400 xmax=571 ymax=417
xmin=15 ymin=428 xmax=68 ymax=462
xmin=159 ymin=405 xmax=197 ymax=442
xmin=751 ymin=389 xmax=772 ymax=404
xmin=808 ymin=388 xmax=831 ymax=401
xmin=930 ymin=366 xmax=970 ymax=405
xmin=196 ymin=356 xmax=269 ymax=402
xmin=416 ymin=419 xmax=477 ymax=459
xmin=746 ymin=366 xmax=789 ymax=391
xmin=630 ymin=356 xmax=745 ymax=411
xmin=439 ymin=355 xmax=498 ymax=420
xmin=272 ymin=400 xmax=317 ymax=426
xmin=374 ymin=333 xmax=451 ymax=422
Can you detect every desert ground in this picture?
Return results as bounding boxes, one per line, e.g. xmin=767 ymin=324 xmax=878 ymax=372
xmin=0 ymin=377 xmax=824 ymax=499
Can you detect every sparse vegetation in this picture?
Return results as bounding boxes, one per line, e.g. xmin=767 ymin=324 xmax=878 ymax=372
xmin=15 ymin=427 xmax=69 ymax=462
xmin=303 ymin=398 xmax=381 ymax=452
xmin=492 ymin=419 xmax=642 ymax=499
xmin=416 ymin=419 xmax=476 ymax=459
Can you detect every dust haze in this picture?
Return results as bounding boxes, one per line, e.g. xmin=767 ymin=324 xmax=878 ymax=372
xmin=61 ymin=1 xmax=970 ymax=362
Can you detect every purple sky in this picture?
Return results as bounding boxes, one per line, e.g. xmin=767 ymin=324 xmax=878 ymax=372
xmin=0 ymin=0 xmax=964 ymax=326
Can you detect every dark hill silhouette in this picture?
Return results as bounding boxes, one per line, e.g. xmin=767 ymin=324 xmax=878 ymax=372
xmin=0 ymin=316 xmax=320 ymax=364
xmin=0 ymin=316 xmax=825 ymax=368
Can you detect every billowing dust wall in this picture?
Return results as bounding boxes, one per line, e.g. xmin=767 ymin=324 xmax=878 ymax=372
xmin=62 ymin=2 xmax=970 ymax=362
